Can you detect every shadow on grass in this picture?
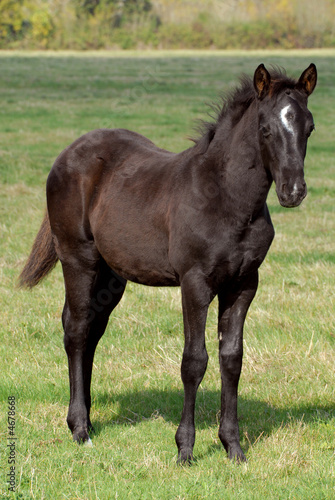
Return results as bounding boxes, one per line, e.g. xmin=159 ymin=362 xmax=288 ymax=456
xmin=90 ymin=388 xmax=335 ymax=455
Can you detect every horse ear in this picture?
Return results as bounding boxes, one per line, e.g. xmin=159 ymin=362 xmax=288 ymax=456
xmin=297 ymin=63 xmax=317 ymax=96
xmin=254 ymin=64 xmax=271 ymax=100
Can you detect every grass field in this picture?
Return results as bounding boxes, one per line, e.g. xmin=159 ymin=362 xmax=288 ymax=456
xmin=0 ymin=50 xmax=334 ymax=499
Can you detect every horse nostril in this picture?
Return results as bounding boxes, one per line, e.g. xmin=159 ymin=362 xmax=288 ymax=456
xmin=281 ymin=183 xmax=288 ymax=194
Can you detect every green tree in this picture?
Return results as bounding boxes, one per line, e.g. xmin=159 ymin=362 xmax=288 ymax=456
xmin=0 ymin=0 xmax=24 ymax=41
xmin=30 ymin=8 xmax=54 ymax=46
xmin=74 ymin=0 xmax=152 ymax=19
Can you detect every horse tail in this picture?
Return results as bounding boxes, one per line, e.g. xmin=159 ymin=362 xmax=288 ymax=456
xmin=18 ymin=211 xmax=59 ymax=288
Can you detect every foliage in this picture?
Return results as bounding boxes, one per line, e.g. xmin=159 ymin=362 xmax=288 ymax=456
xmin=0 ymin=0 xmax=24 ymax=41
xmin=30 ymin=8 xmax=54 ymax=46
xmin=0 ymin=0 xmax=335 ymax=49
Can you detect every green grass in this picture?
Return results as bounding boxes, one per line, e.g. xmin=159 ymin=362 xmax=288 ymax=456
xmin=1 ymin=50 xmax=334 ymax=499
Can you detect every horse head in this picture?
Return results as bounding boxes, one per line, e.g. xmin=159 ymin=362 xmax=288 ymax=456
xmin=254 ymin=63 xmax=317 ymax=208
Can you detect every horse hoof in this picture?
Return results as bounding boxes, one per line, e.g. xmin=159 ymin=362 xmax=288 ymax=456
xmin=84 ymin=437 xmax=93 ymax=447
xmin=72 ymin=428 xmax=90 ymax=444
xmin=177 ymin=449 xmax=193 ymax=466
xmin=229 ymin=449 xmax=247 ymax=464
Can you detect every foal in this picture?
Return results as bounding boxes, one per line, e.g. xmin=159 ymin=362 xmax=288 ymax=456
xmin=20 ymin=63 xmax=317 ymax=463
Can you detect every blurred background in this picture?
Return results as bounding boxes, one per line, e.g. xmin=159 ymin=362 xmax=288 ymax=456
xmin=1 ymin=0 xmax=335 ymax=50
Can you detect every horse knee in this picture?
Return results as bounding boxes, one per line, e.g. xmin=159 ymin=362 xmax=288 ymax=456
xmin=219 ymin=351 xmax=243 ymax=379
xmin=62 ymin=305 xmax=89 ymax=345
xmin=63 ymin=322 xmax=88 ymax=352
xmin=181 ymin=347 xmax=208 ymax=385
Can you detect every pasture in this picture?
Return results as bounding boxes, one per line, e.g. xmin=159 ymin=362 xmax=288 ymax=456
xmin=0 ymin=50 xmax=334 ymax=499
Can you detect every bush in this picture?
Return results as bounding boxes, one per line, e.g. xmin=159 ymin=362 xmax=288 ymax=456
xmin=30 ymin=9 xmax=54 ymax=47
xmin=158 ymin=21 xmax=213 ymax=49
xmin=0 ymin=0 xmax=24 ymax=46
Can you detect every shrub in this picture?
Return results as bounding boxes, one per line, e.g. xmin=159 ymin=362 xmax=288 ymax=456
xmin=30 ymin=9 xmax=54 ymax=47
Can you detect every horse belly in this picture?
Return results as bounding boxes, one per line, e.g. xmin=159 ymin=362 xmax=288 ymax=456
xmin=97 ymin=238 xmax=178 ymax=286
xmin=91 ymin=207 xmax=178 ymax=287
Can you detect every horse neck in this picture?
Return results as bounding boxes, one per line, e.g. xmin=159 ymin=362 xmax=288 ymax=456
xmin=205 ymin=100 xmax=272 ymax=220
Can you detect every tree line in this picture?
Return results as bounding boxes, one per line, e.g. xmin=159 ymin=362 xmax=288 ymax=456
xmin=1 ymin=0 xmax=334 ymax=50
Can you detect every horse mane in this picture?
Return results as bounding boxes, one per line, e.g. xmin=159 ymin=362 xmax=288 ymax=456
xmin=193 ymin=67 xmax=297 ymax=154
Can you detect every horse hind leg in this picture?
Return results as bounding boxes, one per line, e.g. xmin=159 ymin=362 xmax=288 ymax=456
xmin=61 ymin=254 xmax=126 ymax=443
xmin=82 ymin=260 xmax=126 ymax=435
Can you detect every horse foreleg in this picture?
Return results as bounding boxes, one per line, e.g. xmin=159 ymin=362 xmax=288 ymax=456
xmin=218 ymin=272 xmax=258 ymax=462
xmin=175 ymin=272 xmax=211 ymax=464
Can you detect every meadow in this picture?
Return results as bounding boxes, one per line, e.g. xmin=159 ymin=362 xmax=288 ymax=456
xmin=0 ymin=50 xmax=334 ymax=499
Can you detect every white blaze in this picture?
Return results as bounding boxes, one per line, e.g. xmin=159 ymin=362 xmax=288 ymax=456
xmin=280 ymin=104 xmax=294 ymax=134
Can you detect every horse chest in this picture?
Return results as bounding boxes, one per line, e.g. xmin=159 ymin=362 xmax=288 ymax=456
xmin=237 ymin=217 xmax=275 ymax=276
xmin=212 ymin=216 xmax=275 ymax=279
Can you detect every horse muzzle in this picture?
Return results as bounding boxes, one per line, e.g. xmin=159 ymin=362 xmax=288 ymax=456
xmin=276 ymin=180 xmax=307 ymax=208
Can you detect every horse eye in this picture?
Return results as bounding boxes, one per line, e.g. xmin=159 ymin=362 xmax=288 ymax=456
xmin=261 ymin=126 xmax=272 ymax=138
xmin=307 ymin=124 xmax=315 ymax=137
